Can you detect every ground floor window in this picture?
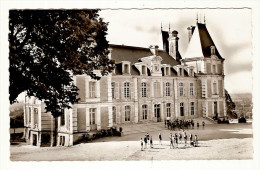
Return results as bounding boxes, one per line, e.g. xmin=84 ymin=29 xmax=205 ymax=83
xmin=190 ymin=102 xmax=194 ymax=115
xmin=89 ymin=108 xmax=96 ymax=125
xmin=125 ymin=105 xmax=130 ymax=121
xmin=180 ymin=102 xmax=184 ymax=116
xmin=142 ymin=104 xmax=148 ymax=120
xmin=166 ymin=103 xmax=171 ymax=117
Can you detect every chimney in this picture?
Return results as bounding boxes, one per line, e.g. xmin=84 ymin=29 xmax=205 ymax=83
xmin=187 ymin=26 xmax=195 ymax=42
xmin=168 ymin=30 xmax=181 ymax=61
xmin=149 ymin=45 xmax=159 ymax=56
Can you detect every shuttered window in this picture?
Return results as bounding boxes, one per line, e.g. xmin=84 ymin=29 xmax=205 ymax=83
xmin=166 ymin=82 xmax=170 ymax=96
xmin=141 ymin=82 xmax=147 ymax=97
xmin=154 ymin=82 xmax=161 ymax=97
xmin=112 ymin=106 xmax=116 ymax=124
xmin=124 ymin=82 xmax=130 ymax=98
xmin=213 ymin=82 xmax=217 ymax=95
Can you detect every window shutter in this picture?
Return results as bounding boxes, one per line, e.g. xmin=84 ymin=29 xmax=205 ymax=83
xmin=130 ymin=82 xmax=134 ymax=99
xmin=207 ymin=63 xmax=211 ymax=74
xmin=115 ymin=82 xmax=119 ymax=99
xmin=139 ymin=82 xmax=142 ymax=98
xmin=194 ymin=83 xmax=197 ymax=97
xmin=122 ymin=106 xmax=125 ymax=123
xmin=121 ymin=82 xmax=124 ymax=100
xmin=218 ymin=80 xmax=223 ymax=97
xmin=149 ymin=104 xmax=152 ymax=120
xmin=163 ymin=82 xmax=166 ymax=97
xmin=131 ymin=105 xmax=134 ymax=122
xmin=217 ymin=64 xmax=222 ymax=74
xmin=170 ymin=82 xmax=173 ymax=97
xmin=183 ymin=83 xmax=186 ymax=97
xmin=207 ymin=80 xmax=212 ymax=97
xmin=147 ymin=82 xmax=150 ymax=98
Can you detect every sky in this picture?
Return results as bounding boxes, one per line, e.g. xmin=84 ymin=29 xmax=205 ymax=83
xmin=99 ymin=8 xmax=252 ymax=94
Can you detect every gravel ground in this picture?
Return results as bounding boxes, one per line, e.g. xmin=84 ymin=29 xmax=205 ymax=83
xmin=10 ymin=138 xmax=253 ymax=161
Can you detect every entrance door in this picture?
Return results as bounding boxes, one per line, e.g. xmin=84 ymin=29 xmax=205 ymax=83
xmin=32 ymin=134 xmax=37 ymax=146
xmin=154 ymin=104 xmax=161 ymax=122
xmin=214 ymin=101 xmax=218 ymax=118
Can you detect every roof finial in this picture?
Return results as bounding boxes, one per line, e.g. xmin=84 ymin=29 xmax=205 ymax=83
xmin=196 ymin=13 xmax=198 ymax=23
xmin=204 ymin=14 xmax=206 ymax=25
xmin=169 ymin=23 xmax=171 ymax=32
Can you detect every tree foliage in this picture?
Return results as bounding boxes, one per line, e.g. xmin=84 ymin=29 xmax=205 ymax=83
xmin=225 ymin=89 xmax=237 ymax=119
xmin=9 ymin=10 xmax=114 ymax=117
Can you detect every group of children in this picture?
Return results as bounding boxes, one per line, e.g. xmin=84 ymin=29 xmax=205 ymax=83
xmin=140 ymin=131 xmax=198 ymax=151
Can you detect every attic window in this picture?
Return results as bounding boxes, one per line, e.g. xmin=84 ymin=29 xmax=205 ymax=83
xmin=190 ymin=68 xmax=194 ymax=76
xmin=211 ymin=46 xmax=216 ymax=55
xmin=165 ymin=67 xmax=170 ymax=76
xmin=154 ymin=64 xmax=159 ymax=72
xmin=179 ymin=68 xmax=183 ymax=76
xmin=124 ymin=64 xmax=130 ymax=74
xmin=142 ymin=65 xmax=147 ymax=75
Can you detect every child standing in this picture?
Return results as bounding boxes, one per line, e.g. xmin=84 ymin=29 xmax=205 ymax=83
xmin=189 ymin=133 xmax=193 ymax=145
xmin=159 ymin=133 xmax=162 ymax=145
xmin=144 ymin=136 xmax=147 ymax=149
xmin=140 ymin=138 xmax=143 ymax=151
xmin=150 ymin=136 xmax=153 ymax=148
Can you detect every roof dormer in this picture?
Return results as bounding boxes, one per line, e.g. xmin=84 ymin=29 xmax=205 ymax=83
xmin=162 ymin=64 xmax=171 ymax=76
xmin=121 ymin=61 xmax=131 ymax=75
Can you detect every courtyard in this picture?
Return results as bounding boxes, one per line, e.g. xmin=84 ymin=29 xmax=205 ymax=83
xmin=10 ymin=123 xmax=253 ymax=161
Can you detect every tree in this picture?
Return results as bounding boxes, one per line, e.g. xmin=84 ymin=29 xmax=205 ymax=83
xmin=225 ymin=89 xmax=237 ymax=119
xmin=9 ymin=9 xmax=114 ymax=117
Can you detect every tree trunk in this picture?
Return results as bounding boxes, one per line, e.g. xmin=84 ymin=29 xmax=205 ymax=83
xmin=53 ymin=117 xmax=58 ymax=146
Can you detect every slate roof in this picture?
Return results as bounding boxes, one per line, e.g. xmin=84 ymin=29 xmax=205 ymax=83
xmin=109 ymin=44 xmax=180 ymax=76
xmin=197 ymin=23 xmax=223 ymax=59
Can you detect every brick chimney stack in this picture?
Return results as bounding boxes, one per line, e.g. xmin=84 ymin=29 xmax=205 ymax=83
xmin=149 ymin=45 xmax=159 ymax=56
xmin=168 ymin=30 xmax=181 ymax=61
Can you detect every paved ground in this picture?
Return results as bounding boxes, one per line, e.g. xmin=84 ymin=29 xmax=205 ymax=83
xmin=10 ymin=123 xmax=253 ymax=161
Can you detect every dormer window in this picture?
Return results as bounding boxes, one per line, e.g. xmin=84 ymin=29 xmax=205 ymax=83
xmin=124 ymin=64 xmax=129 ymax=74
xmin=211 ymin=46 xmax=216 ymax=55
xmin=142 ymin=65 xmax=147 ymax=75
xmin=122 ymin=61 xmax=131 ymax=74
xmin=179 ymin=68 xmax=183 ymax=76
xmin=212 ymin=65 xmax=216 ymax=74
xmin=154 ymin=64 xmax=159 ymax=71
xmin=190 ymin=68 xmax=194 ymax=76
xmin=165 ymin=67 xmax=170 ymax=76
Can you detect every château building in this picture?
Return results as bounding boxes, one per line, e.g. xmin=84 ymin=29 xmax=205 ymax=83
xmin=23 ymin=21 xmax=226 ymax=146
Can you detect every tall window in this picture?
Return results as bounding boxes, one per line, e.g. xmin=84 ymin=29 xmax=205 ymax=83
xmin=111 ymin=82 xmax=115 ymax=99
xmin=112 ymin=106 xmax=116 ymax=124
xmin=142 ymin=105 xmax=148 ymax=120
xmin=141 ymin=82 xmax=147 ymax=97
xmin=190 ymin=102 xmax=194 ymax=115
xmin=180 ymin=102 xmax=184 ymax=116
xmin=179 ymin=82 xmax=184 ymax=96
xmin=29 ymin=108 xmax=31 ymax=123
xmin=60 ymin=109 xmax=65 ymax=126
xmin=89 ymin=108 xmax=96 ymax=125
xmin=166 ymin=82 xmax=170 ymax=96
xmin=154 ymin=82 xmax=161 ymax=97
xmin=190 ymin=83 xmax=194 ymax=96
xmin=124 ymin=82 xmax=130 ymax=98
xmin=166 ymin=103 xmax=171 ymax=117
xmin=213 ymin=82 xmax=217 ymax=94
xmin=89 ymin=82 xmax=96 ymax=98
xmin=125 ymin=105 xmax=130 ymax=121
